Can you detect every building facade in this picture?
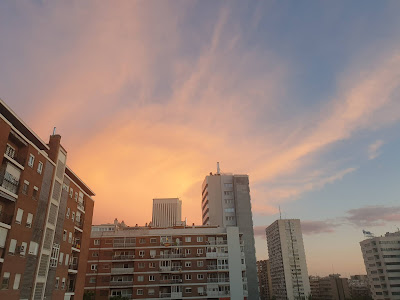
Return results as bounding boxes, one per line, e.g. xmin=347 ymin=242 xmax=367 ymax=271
xmin=257 ymin=259 xmax=272 ymax=300
xmin=348 ymin=275 xmax=372 ymax=299
xmin=85 ymin=224 xmax=248 ymax=299
xmin=265 ymin=219 xmax=310 ymax=300
xmin=309 ymin=274 xmax=350 ymax=300
xmin=0 ymin=99 xmax=95 ymax=300
xmin=360 ymin=231 xmax=400 ymax=300
xmin=152 ymin=198 xmax=182 ymax=228
xmin=201 ymin=170 xmax=259 ymax=300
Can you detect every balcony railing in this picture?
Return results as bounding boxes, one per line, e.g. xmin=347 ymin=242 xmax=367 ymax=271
xmin=207 ymin=290 xmax=230 ymax=297
xmin=113 ymin=243 xmax=136 ymax=248
xmin=207 ymin=278 xmax=229 ymax=283
xmin=160 ymin=293 xmax=172 ymax=298
xmin=75 ymin=219 xmax=84 ymax=229
xmin=112 ymin=255 xmax=134 ymax=260
xmin=0 ymin=172 xmax=19 ymax=195
xmin=69 ymin=263 xmax=78 ymax=270
xmin=0 ymin=212 xmax=13 ymax=225
xmin=171 ymin=266 xmax=183 ymax=271
xmin=110 ymin=267 xmax=134 ymax=274
xmin=77 ymin=202 xmax=85 ymax=212
xmin=207 ymin=265 xmax=217 ymax=270
xmin=72 ymin=242 xmax=81 ymax=250
xmin=159 ymin=253 xmax=185 ymax=258
xmin=110 ymin=280 xmax=133 ymax=286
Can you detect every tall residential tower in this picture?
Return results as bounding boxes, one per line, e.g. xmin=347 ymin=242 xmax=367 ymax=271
xmin=201 ymin=166 xmax=259 ymax=300
xmin=266 ymin=219 xmax=311 ymax=300
xmin=152 ymin=198 xmax=182 ymax=228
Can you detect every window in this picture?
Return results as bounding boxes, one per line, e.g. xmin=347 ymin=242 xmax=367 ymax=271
xmin=137 ymin=289 xmax=143 ymax=295
xmin=197 ymin=236 xmax=203 ymax=242
xmin=89 ymin=277 xmax=96 ymax=284
xmin=139 ymin=238 xmax=146 ymax=244
xmin=59 ymin=252 xmax=64 ymax=265
xmin=150 ymin=238 xmax=157 ymax=243
xmin=94 ymin=239 xmax=100 ymax=245
xmin=15 ymin=208 xmax=23 ymax=224
xmin=137 ymin=275 xmax=144 ymax=282
xmin=224 ymin=208 xmax=235 ymax=213
xmin=224 ymin=191 xmax=233 ymax=196
xmin=224 ymin=183 xmax=233 ymax=188
xmin=61 ymin=278 xmax=65 ymax=290
xmin=68 ymin=232 xmax=72 ymax=243
xmin=139 ymin=250 xmax=145 ymax=257
xmin=138 ymin=262 xmax=145 ymax=268
xmin=150 ymin=249 xmax=156 ymax=258
xmin=149 ymin=262 xmax=156 ymax=268
xmin=13 ymin=274 xmax=21 ymax=290
xmin=92 ymin=251 xmax=99 ymax=257
xmin=65 ymin=254 xmax=69 ymax=266
xmin=55 ymin=277 xmax=59 ymax=289
xmin=32 ymin=186 xmax=39 ymax=200
xmin=185 ymin=261 xmax=191 ymax=267
xmin=69 ymin=188 xmax=73 ymax=198
xmin=91 ymin=264 xmax=98 ymax=271
xmin=5 ymin=144 xmax=15 ymax=158
xmin=20 ymin=242 xmax=27 ymax=256
xmin=103 ymin=264 xmax=110 ymax=269
xmin=226 ymin=216 xmax=235 ymax=221
xmin=148 ymin=288 xmax=155 ymax=295
xmin=66 ymin=208 xmax=70 ymax=219
xmin=197 ymin=274 xmax=204 ymax=280
xmin=1 ymin=272 xmax=10 ymax=289
xmin=28 ymin=154 xmax=35 ymax=167
xmin=37 ymin=161 xmax=43 ymax=174
xmin=185 ymin=249 xmax=191 ymax=255
xmin=71 ymin=212 xmax=75 ymax=222
xmin=197 ymin=248 xmax=203 ymax=255
xmin=22 ymin=181 xmax=29 ymax=195
xmin=185 ymin=287 xmax=192 ymax=293
xmin=197 ymin=261 xmax=204 ymax=267
xmin=185 ymin=237 xmax=191 ymax=242
xmin=185 ymin=274 xmax=192 ymax=280
xmin=28 ymin=241 xmax=38 ymax=255
xmin=9 ymin=239 xmax=17 ymax=254
xmin=63 ymin=230 xmax=67 ymax=242
xmin=74 ymin=192 xmax=78 ymax=201
xmin=149 ymin=275 xmax=155 ymax=281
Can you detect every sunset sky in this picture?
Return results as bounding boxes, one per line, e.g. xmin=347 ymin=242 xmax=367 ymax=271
xmin=1 ymin=1 xmax=400 ymax=276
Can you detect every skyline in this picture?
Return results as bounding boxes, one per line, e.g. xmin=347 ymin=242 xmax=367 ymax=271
xmin=1 ymin=0 xmax=400 ymax=277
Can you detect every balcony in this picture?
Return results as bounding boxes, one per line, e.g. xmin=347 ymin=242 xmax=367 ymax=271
xmin=160 ymin=278 xmax=183 ymax=284
xmin=112 ymin=255 xmax=134 ymax=260
xmin=206 ymin=252 xmax=228 ymax=258
xmin=171 ymin=266 xmax=183 ymax=271
xmin=110 ymin=280 xmax=133 ymax=286
xmin=160 ymin=293 xmax=172 ymax=298
xmin=0 ymin=212 xmax=13 ymax=227
xmin=69 ymin=263 xmax=78 ymax=271
xmin=171 ymin=292 xmax=182 ymax=298
xmin=207 ymin=278 xmax=230 ymax=283
xmin=77 ymin=202 xmax=85 ymax=213
xmin=72 ymin=242 xmax=81 ymax=252
xmin=207 ymin=290 xmax=230 ymax=297
xmin=113 ymin=243 xmax=136 ymax=248
xmin=75 ymin=219 xmax=84 ymax=230
xmin=0 ymin=171 xmax=19 ymax=197
xmin=160 ymin=266 xmax=172 ymax=272
xmin=207 ymin=265 xmax=217 ymax=270
xmin=111 ymin=267 xmax=134 ymax=274
xmin=160 ymin=253 xmax=185 ymax=259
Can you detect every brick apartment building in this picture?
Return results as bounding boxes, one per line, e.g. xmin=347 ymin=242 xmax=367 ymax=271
xmin=0 ymin=99 xmax=95 ymax=300
xmin=85 ymin=222 xmax=248 ymax=300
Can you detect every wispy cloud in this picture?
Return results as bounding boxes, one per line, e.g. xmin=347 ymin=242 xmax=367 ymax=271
xmin=344 ymin=205 xmax=400 ymax=227
xmin=368 ymin=140 xmax=384 ymax=160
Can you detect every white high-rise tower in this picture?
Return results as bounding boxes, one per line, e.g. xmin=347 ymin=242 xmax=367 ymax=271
xmin=151 ymin=198 xmax=182 ymax=227
xmin=266 ymin=219 xmax=311 ymax=300
xmin=201 ymin=165 xmax=259 ymax=300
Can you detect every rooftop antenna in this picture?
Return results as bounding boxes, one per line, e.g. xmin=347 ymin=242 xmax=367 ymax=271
xmin=52 ymin=127 xmax=56 ymax=135
xmin=279 ymin=206 xmax=282 ymax=220
xmin=217 ymin=162 xmax=220 ymax=174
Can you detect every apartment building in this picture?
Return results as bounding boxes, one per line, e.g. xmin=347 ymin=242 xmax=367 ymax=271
xmin=152 ymin=198 xmax=183 ymax=228
xmin=348 ymin=275 xmax=372 ymax=299
xmin=85 ymin=224 xmax=248 ymax=299
xmin=309 ymin=274 xmax=350 ymax=300
xmin=257 ymin=260 xmax=272 ymax=300
xmin=201 ymin=166 xmax=259 ymax=300
xmin=0 ymin=99 xmax=94 ymax=300
xmin=265 ymin=219 xmax=311 ymax=300
xmin=360 ymin=231 xmax=400 ymax=300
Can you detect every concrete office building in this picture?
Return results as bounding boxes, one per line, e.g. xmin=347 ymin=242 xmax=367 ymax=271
xmin=152 ymin=198 xmax=183 ymax=228
xmin=360 ymin=231 xmax=400 ymax=300
xmin=257 ymin=259 xmax=272 ymax=300
xmin=85 ymin=223 xmax=248 ymax=299
xmin=201 ymin=165 xmax=259 ymax=300
xmin=266 ymin=219 xmax=311 ymax=300
xmin=309 ymin=274 xmax=350 ymax=300
xmin=0 ymin=99 xmax=95 ymax=300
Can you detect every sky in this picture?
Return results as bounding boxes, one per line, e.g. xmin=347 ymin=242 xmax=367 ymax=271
xmin=1 ymin=0 xmax=400 ymax=276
